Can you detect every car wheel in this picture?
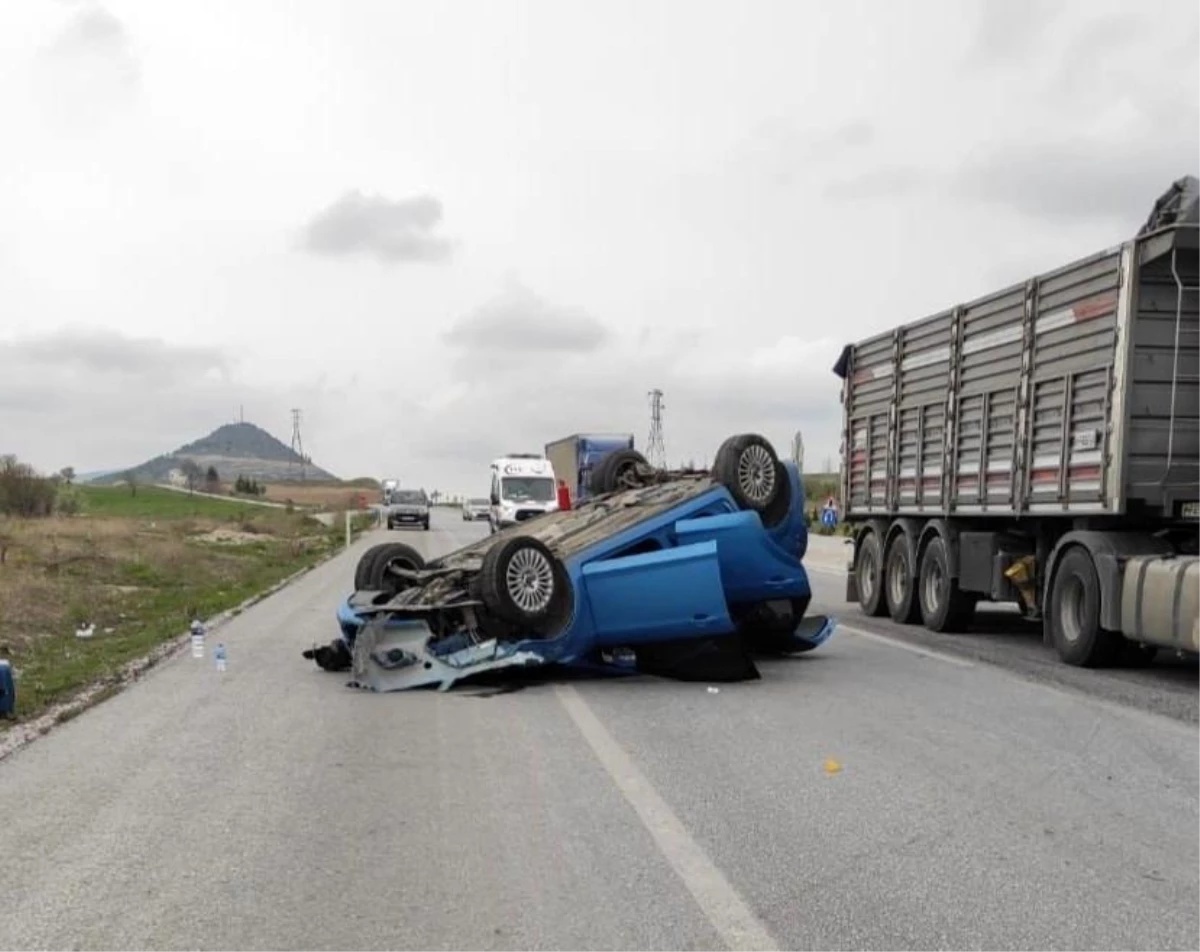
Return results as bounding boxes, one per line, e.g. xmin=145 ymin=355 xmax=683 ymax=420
xmin=477 ymin=535 xmax=573 ymax=634
xmin=354 ymin=543 xmax=394 ymax=590
xmin=711 ymin=434 xmax=791 ymax=528
xmin=367 ymin=543 xmax=427 ymax=597
xmin=1048 ymin=547 xmax=1121 ymax=667
xmin=589 ymin=448 xmax=652 ymax=496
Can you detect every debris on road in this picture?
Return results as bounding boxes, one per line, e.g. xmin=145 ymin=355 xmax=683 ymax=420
xmin=304 ymin=432 xmax=838 ymax=692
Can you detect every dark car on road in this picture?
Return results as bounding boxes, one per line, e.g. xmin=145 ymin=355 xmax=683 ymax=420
xmin=385 ymin=489 xmax=430 ymax=531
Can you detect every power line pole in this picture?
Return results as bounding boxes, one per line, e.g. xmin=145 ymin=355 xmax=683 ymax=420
xmin=289 ymin=408 xmax=306 ymax=481
xmin=647 ymin=388 xmax=666 ymax=469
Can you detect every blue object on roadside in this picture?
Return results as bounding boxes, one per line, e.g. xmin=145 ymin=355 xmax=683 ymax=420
xmin=0 ymin=659 xmax=16 ymax=718
xmin=821 ymin=505 xmax=838 ymax=529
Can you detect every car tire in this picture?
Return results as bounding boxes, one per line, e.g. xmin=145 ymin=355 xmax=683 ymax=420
xmin=366 ymin=542 xmax=426 ymax=597
xmin=711 ymin=434 xmax=790 ymax=528
xmin=917 ymin=536 xmax=976 ymax=633
xmin=854 ymin=530 xmax=888 ymax=617
xmin=354 ymin=543 xmax=394 ymax=590
xmin=423 ymin=520 xmax=430 ymax=531
xmin=477 ymin=535 xmax=573 ymax=634
xmin=1047 ymin=547 xmax=1122 ymax=667
xmin=589 ymin=448 xmax=652 ymax=496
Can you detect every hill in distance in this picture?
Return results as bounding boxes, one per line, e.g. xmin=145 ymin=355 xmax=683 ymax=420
xmin=92 ymin=422 xmax=339 ymax=485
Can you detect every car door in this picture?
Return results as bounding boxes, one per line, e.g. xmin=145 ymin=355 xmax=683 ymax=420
xmin=580 ymin=539 xmax=734 ymax=645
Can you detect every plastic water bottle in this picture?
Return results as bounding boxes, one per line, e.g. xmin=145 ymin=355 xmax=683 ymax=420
xmin=190 ymin=620 xmax=205 ymax=658
xmin=214 ymin=643 xmax=227 ymax=672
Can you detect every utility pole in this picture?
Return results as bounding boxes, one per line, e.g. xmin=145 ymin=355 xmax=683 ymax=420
xmin=647 ymin=389 xmax=666 ymax=469
xmin=289 ymin=409 xmax=306 ymax=481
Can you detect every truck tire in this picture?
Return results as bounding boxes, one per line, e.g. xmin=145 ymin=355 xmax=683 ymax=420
xmin=354 ymin=543 xmax=393 ymax=590
xmin=711 ymin=434 xmax=790 ymax=529
xmin=1047 ymin=547 xmax=1122 ymax=667
xmin=367 ymin=542 xmax=426 ymax=597
xmin=477 ymin=535 xmax=572 ymax=634
xmin=884 ymin=533 xmax=922 ymax=624
xmin=917 ymin=536 xmax=975 ymax=632
xmin=854 ymin=530 xmax=888 ymax=617
xmin=589 ymin=448 xmax=651 ymax=495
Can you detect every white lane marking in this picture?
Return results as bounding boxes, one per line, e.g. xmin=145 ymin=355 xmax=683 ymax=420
xmin=838 ymin=624 xmax=975 ymax=667
xmin=556 ymin=684 xmax=780 ymax=952
xmin=805 ymin=564 xmax=846 ymax=578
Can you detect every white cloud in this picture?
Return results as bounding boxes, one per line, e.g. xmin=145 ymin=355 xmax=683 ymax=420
xmin=0 ymin=0 xmax=1195 ymax=497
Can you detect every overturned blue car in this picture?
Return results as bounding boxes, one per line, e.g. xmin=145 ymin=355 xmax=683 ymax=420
xmin=303 ymin=433 xmax=837 ymax=690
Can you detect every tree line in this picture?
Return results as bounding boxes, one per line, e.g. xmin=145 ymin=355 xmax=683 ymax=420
xmin=0 ymin=456 xmax=80 ymax=517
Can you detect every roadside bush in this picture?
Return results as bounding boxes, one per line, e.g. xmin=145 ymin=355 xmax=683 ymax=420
xmin=0 ymin=455 xmax=58 ymax=517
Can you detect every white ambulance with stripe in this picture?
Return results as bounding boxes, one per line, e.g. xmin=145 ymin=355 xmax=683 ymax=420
xmin=488 ymin=454 xmax=559 ymax=533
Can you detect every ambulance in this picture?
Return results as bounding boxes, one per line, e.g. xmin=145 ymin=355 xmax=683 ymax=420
xmin=488 ymin=454 xmax=559 ymax=533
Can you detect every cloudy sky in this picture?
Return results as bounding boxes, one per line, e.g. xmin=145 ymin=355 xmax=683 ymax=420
xmin=1 ymin=0 xmax=1196 ymax=495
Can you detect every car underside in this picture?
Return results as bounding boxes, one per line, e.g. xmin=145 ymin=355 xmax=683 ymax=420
xmin=303 ymin=433 xmax=837 ymax=691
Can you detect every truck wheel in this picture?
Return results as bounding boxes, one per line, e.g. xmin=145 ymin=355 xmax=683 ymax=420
xmin=884 ymin=534 xmax=922 ymax=624
xmin=367 ymin=543 xmax=426 ymax=597
xmin=354 ymin=543 xmax=393 ymax=590
xmin=477 ymin=535 xmax=572 ymax=634
xmin=1048 ymin=547 xmax=1122 ymax=667
xmin=917 ymin=536 xmax=975 ymax=632
xmin=711 ymin=434 xmax=791 ymax=528
xmin=589 ymin=448 xmax=651 ymax=495
xmin=855 ymin=530 xmax=888 ymax=617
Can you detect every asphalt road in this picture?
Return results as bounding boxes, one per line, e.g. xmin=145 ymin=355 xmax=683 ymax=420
xmin=1 ymin=510 xmax=1196 ymax=951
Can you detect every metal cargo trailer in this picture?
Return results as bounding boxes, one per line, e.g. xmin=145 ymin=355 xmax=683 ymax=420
xmin=544 ymin=433 xmax=636 ymax=505
xmin=833 ymin=175 xmax=1199 ymax=667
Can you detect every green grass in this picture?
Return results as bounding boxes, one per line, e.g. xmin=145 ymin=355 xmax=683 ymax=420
xmin=75 ymin=485 xmax=264 ymax=519
xmin=0 ymin=500 xmax=376 ymax=725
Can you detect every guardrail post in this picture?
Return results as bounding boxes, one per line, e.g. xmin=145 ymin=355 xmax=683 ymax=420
xmin=345 ymin=510 xmax=352 ymax=550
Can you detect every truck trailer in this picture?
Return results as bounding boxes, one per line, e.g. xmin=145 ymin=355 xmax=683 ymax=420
xmin=544 ymin=433 xmax=636 ymax=505
xmin=833 ymin=175 xmax=1199 ymax=667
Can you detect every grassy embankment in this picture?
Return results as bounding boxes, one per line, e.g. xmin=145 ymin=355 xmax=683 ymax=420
xmin=0 ymin=485 xmax=373 ymax=723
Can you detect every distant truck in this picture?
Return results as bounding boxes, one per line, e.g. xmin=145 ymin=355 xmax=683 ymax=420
xmin=489 ymin=455 xmax=559 ymax=533
xmin=381 ymin=478 xmax=399 ymax=504
xmin=544 ymin=433 xmax=636 ymax=505
xmin=833 ymin=175 xmax=1199 ymax=667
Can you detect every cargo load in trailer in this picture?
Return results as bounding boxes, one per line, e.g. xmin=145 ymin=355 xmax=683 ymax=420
xmin=833 ymin=175 xmax=1199 ymax=667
